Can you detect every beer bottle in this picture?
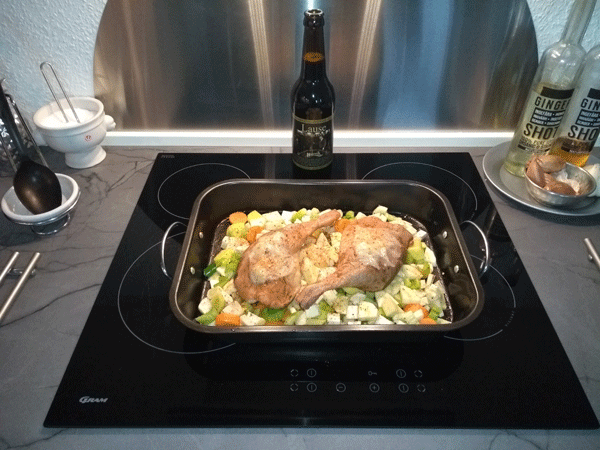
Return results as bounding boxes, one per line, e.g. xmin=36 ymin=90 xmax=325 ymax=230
xmin=503 ymin=0 xmax=596 ymax=177
xmin=292 ymin=9 xmax=335 ymax=170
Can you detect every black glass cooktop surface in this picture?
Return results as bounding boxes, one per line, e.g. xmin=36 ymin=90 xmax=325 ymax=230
xmin=44 ymin=152 xmax=598 ymax=428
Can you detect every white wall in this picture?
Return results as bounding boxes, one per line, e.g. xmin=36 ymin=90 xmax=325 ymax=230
xmin=1 ymin=0 xmax=600 ymax=127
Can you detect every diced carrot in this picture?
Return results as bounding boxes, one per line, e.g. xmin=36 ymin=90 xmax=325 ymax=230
xmin=334 ymin=218 xmax=350 ymax=233
xmin=229 ymin=211 xmax=248 ymax=224
xmin=420 ymin=317 xmax=437 ymax=325
xmin=215 ymin=312 xmax=242 ymax=327
xmin=403 ymin=304 xmax=429 ymax=318
xmin=246 ymin=226 xmax=264 ymax=243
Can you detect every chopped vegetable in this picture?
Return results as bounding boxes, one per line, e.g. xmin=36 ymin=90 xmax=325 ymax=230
xmin=226 ymin=222 xmax=247 ymax=239
xmin=290 ymin=208 xmax=307 ymax=223
xmin=404 ymin=303 xmax=429 ymax=318
xmin=247 ymin=210 xmax=262 ymax=222
xmin=203 ymin=263 xmax=217 ymax=278
xmin=194 ymin=206 xmax=448 ymax=327
xmin=246 ymin=226 xmax=264 ymax=243
xmin=229 ymin=211 xmax=248 ymax=224
xmin=214 ymin=248 xmax=241 ymax=272
xmin=215 ymin=312 xmax=242 ymax=326
xmin=260 ymin=307 xmax=286 ymax=323
xmin=405 ymin=237 xmax=425 ymax=264
xmin=420 ymin=317 xmax=437 ymax=325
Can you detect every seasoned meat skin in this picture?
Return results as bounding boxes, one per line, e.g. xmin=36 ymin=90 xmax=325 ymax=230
xmin=234 ymin=210 xmax=341 ymax=308
xmin=295 ymin=216 xmax=413 ymax=309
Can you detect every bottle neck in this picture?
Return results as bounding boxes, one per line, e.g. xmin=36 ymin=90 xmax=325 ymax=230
xmin=300 ymin=25 xmax=327 ymax=80
xmin=561 ymin=0 xmax=596 ymax=44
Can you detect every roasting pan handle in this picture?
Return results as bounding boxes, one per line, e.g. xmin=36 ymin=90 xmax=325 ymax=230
xmin=461 ymin=220 xmax=490 ymax=277
xmin=160 ymin=221 xmax=185 ymax=279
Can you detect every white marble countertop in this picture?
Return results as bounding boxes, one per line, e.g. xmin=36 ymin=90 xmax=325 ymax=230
xmin=1 ymin=145 xmax=599 ymax=449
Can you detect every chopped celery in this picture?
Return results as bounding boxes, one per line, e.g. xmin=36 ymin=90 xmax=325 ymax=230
xmin=429 ymin=306 xmax=443 ymax=320
xmin=419 ymin=262 xmax=432 ymax=278
xmin=404 ymin=278 xmax=421 ymax=290
xmin=343 ymin=210 xmax=355 ymax=219
xmin=196 ymin=308 xmax=218 ymax=325
xmin=215 ymin=276 xmax=230 ymax=288
xmin=284 ymin=311 xmax=301 ymax=325
xmin=195 ymin=293 xmax=226 ymax=324
xmin=203 ymin=263 xmax=217 ymax=278
xmin=290 ymin=208 xmax=307 ymax=222
xmin=318 ymin=301 xmax=334 ymax=314
xmin=405 ymin=237 xmax=425 ymax=264
xmin=306 ymin=317 xmax=327 ymax=326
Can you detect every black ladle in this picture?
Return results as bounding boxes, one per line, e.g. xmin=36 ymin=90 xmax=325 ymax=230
xmin=1 ymin=84 xmax=62 ymax=214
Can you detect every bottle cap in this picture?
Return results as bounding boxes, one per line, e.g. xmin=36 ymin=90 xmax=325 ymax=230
xmin=304 ymin=9 xmax=324 ymax=27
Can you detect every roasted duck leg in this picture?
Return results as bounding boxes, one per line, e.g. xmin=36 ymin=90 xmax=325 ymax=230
xmin=295 ymin=216 xmax=413 ymax=309
xmin=234 ymin=209 xmax=341 ymax=308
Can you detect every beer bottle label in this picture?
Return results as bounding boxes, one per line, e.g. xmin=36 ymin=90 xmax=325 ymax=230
xmin=292 ymin=114 xmax=333 ymax=169
xmin=517 ymin=86 xmax=573 ymax=154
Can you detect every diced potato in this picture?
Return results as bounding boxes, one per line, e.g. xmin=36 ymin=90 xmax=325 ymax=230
xmin=305 ymin=304 xmax=321 ymax=319
xmin=346 ymin=305 xmax=359 ymax=320
xmin=375 ymin=315 xmax=393 ymax=325
xmin=240 ymin=312 xmax=266 ymax=326
xmin=380 ymin=295 xmax=401 ymax=318
xmin=301 ymin=257 xmax=320 ymax=284
xmin=198 ymin=297 xmax=213 ymax=314
xmin=222 ymin=301 xmax=244 ymax=316
xmin=327 ymin=313 xmax=341 ymax=324
xmin=295 ymin=311 xmax=307 ymax=325
xmin=358 ymin=301 xmax=378 ymax=321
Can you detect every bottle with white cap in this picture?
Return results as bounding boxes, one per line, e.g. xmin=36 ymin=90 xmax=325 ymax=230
xmin=549 ymin=44 xmax=600 ymax=166
xmin=503 ymin=0 xmax=596 ymax=177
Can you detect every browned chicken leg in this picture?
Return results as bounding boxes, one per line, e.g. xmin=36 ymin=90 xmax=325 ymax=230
xmin=294 ymin=216 xmax=413 ymax=309
xmin=234 ymin=209 xmax=341 ymax=308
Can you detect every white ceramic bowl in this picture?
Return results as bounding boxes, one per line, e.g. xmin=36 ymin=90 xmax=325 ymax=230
xmin=1 ymin=174 xmax=80 ymax=234
xmin=33 ymin=97 xmax=115 ymax=169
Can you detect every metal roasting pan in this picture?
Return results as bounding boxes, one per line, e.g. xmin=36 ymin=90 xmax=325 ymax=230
xmin=168 ymin=179 xmax=485 ymax=343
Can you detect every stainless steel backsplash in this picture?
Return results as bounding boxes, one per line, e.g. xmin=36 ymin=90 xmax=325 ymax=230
xmin=93 ymin=0 xmax=537 ymax=130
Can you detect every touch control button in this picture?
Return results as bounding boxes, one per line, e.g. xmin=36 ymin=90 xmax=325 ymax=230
xmin=417 ymin=384 xmax=426 ymax=393
xmin=290 ymin=369 xmax=299 ymax=377
xmin=290 ymin=383 xmax=299 ymax=392
xmin=414 ymin=370 xmax=423 ymax=378
xmin=369 ymin=383 xmax=380 ymax=393
xmin=307 ymin=382 xmax=318 ymax=393
xmin=398 ymin=383 xmax=409 ymax=393
xmin=396 ymin=369 xmax=407 ymax=379
xmin=336 ymin=383 xmax=346 ymax=393
xmin=307 ymin=368 xmax=317 ymax=378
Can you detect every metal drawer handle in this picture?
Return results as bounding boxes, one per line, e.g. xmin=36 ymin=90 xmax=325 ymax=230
xmin=160 ymin=221 xmax=185 ymax=279
xmin=461 ymin=220 xmax=490 ymax=277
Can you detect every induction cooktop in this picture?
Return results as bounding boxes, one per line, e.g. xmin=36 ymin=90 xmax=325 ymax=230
xmin=44 ymin=152 xmax=599 ymax=428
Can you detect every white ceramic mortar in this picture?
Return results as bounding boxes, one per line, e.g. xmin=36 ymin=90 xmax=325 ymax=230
xmin=33 ymin=97 xmax=115 ymax=169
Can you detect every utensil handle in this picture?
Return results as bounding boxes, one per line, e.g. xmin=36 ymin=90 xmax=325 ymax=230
xmin=0 ymin=252 xmax=40 ymax=323
xmin=0 ymin=252 xmax=20 ymax=287
xmin=40 ymin=62 xmax=80 ymax=123
xmin=0 ymin=83 xmax=29 ymax=156
xmin=5 ymin=94 xmax=48 ymax=167
xmin=584 ymin=238 xmax=600 ymax=272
